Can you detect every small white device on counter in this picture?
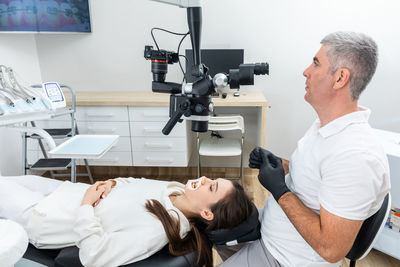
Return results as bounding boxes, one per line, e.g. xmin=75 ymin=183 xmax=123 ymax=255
xmin=41 ymin=82 xmax=66 ymax=110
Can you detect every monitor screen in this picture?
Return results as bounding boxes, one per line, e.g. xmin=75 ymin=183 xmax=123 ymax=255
xmin=185 ymin=49 xmax=244 ymax=83
xmin=0 ymin=0 xmax=91 ymax=33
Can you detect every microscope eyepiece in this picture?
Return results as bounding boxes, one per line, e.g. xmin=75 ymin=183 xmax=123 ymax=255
xmin=254 ymin=63 xmax=269 ymax=75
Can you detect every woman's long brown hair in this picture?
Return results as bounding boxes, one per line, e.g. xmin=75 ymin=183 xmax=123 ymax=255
xmin=145 ymin=181 xmax=253 ymax=267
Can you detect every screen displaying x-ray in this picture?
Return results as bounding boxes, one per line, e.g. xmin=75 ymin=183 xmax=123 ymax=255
xmin=0 ymin=0 xmax=91 ymax=32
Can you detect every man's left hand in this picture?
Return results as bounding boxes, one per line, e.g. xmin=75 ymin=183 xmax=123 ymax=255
xmin=249 ymin=147 xmax=290 ymax=201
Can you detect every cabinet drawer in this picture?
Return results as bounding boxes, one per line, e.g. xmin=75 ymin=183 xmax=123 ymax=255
xmin=107 ymin=137 xmax=131 ymax=152
xmin=35 ymin=119 xmax=130 ymax=136
xmin=86 ymin=151 xmax=132 ymax=166
xmin=76 ymin=106 xmax=129 ymax=122
xmin=130 ymin=121 xmax=186 ymax=137
xmin=78 ymin=121 xmax=130 ymax=136
xmin=132 ymin=137 xmax=187 ymax=152
xmin=129 ymin=106 xmax=169 ymax=121
xmin=133 ymin=151 xmax=188 ymax=166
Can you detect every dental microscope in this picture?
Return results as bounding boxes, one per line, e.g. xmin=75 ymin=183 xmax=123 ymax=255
xmin=144 ymin=0 xmax=269 ymax=135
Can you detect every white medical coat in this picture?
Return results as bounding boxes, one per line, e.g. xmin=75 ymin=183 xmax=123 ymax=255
xmin=26 ymin=178 xmax=191 ymax=267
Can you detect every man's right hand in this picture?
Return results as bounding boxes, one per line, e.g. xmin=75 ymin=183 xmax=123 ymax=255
xmin=249 ymin=147 xmax=290 ymax=201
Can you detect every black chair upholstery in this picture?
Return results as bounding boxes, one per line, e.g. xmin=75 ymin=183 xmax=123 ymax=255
xmin=23 ymin=244 xmax=201 ymax=267
xmin=23 ymin=244 xmax=60 ymax=267
xmin=207 ymin=205 xmax=260 ymax=246
xmin=345 ymin=193 xmax=391 ymax=267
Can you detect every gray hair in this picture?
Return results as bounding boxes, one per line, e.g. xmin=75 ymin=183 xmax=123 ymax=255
xmin=321 ymin=31 xmax=378 ymax=100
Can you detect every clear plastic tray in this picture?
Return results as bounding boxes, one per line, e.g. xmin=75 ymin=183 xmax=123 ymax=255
xmin=49 ymin=135 xmax=119 ymax=159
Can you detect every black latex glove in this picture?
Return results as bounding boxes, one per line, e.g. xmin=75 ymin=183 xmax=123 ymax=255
xmin=249 ymin=147 xmax=290 ymax=202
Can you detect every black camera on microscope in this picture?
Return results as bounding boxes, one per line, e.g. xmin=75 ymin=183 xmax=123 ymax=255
xmin=144 ymin=45 xmax=179 ymax=83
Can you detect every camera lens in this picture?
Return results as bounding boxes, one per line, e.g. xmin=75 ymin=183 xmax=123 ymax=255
xmin=254 ymin=63 xmax=269 ymax=75
xmin=151 ymin=60 xmax=168 ymax=82
xmin=192 ymin=120 xmax=208 ymax=132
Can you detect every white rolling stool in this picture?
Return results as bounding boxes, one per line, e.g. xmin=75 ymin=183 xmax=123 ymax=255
xmin=0 ymin=219 xmax=28 ymax=267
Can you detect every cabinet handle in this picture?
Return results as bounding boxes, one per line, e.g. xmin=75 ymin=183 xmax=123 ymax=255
xmin=144 ymin=142 xmax=172 ymax=149
xmin=88 ymin=127 xmax=117 ymax=133
xmin=145 ymin=157 xmax=173 ymax=163
xmin=86 ymin=113 xmax=115 ymax=117
xmin=142 ymin=111 xmax=167 ymax=117
xmin=92 ymin=158 xmax=120 ymax=163
xmin=143 ymin=127 xmax=161 ymax=133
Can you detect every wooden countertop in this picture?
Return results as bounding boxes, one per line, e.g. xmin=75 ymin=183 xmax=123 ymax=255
xmin=65 ymin=91 xmax=267 ymax=107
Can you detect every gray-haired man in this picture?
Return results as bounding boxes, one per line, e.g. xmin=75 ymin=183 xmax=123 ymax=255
xmin=218 ymin=32 xmax=391 ymax=267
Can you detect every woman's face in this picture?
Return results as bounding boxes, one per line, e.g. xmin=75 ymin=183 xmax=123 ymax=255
xmin=184 ymin=176 xmax=233 ymax=220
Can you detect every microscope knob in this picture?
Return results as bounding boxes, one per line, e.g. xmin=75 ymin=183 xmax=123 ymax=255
xmin=213 ymin=73 xmax=228 ymax=89
xmin=208 ymin=102 xmax=214 ymax=112
xmin=195 ymin=104 xmax=204 ymax=113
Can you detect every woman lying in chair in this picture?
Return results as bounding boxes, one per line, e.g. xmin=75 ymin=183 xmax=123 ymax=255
xmin=0 ymin=175 xmax=253 ymax=267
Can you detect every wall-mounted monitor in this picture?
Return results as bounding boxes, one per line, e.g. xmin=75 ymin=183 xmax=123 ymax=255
xmin=185 ymin=49 xmax=244 ymax=83
xmin=0 ymin=0 xmax=91 ymax=33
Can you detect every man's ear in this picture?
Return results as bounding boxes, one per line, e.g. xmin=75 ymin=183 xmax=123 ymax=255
xmin=333 ymin=68 xmax=350 ymax=90
xmin=200 ymin=209 xmax=214 ymax=221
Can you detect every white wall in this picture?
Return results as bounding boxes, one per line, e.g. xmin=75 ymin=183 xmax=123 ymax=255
xmin=1 ymin=0 xmax=400 ymax=174
xmin=34 ymin=0 xmax=400 ymax=160
xmin=0 ymin=34 xmax=42 ymax=175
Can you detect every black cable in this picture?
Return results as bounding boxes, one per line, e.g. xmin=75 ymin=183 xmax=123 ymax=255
xmin=179 ymin=55 xmax=189 ymax=82
xmin=177 ymin=32 xmax=190 ymax=81
xmin=151 ymin=27 xmax=188 ymax=51
xmin=150 ymin=27 xmax=190 ymax=82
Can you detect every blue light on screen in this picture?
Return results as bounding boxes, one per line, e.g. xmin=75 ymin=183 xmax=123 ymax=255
xmin=0 ymin=0 xmax=91 ymax=32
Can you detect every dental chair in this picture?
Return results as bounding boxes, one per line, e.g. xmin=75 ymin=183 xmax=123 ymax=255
xmin=345 ymin=193 xmax=391 ymax=267
xmin=23 ymin=203 xmax=261 ymax=267
xmin=21 ymin=193 xmax=391 ymax=267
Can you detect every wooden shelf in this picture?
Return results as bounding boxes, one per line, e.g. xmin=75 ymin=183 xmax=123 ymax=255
xmin=64 ymin=91 xmax=267 ymax=107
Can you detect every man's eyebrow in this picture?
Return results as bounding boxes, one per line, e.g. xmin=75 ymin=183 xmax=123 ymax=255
xmin=313 ymin=57 xmax=320 ymax=64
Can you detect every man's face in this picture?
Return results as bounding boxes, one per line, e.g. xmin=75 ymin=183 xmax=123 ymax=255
xmin=303 ymin=46 xmax=335 ymax=109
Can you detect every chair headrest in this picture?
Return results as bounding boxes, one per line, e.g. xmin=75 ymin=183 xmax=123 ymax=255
xmin=207 ymin=204 xmax=261 ymax=246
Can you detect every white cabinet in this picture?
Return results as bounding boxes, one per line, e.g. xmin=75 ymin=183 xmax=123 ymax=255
xmin=31 ymin=105 xmax=189 ymax=167
xmin=75 ymin=106 xmax=129 ymax=122
xmin=129 ymin=106 xmax=189 ymax=166
xmin=75 ymin=106 xmax=132 ymax=166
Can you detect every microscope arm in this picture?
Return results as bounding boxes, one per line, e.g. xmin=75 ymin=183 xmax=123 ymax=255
xmin=150 ymin=0 xmax=200 ymax=8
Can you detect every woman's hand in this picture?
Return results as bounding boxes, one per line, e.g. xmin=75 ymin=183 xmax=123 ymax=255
xmin=97 ymin=180 xmax=116 ymax=199
xmin=81 ymin=181 xmax=107 ymax=207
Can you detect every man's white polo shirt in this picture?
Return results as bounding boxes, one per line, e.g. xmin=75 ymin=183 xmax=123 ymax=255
xmin=261 ymin=108 xmax=390 ymax=267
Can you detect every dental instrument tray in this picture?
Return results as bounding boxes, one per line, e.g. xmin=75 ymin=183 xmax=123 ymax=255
xmin=48 ymin=135 xmax=119 ymax=159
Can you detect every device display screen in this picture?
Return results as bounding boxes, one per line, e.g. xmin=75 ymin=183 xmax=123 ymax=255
xmin=0 ymin=0 xmax=91 ymax=32
xmin=45 ymin=83 xmax=64 ymax=102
